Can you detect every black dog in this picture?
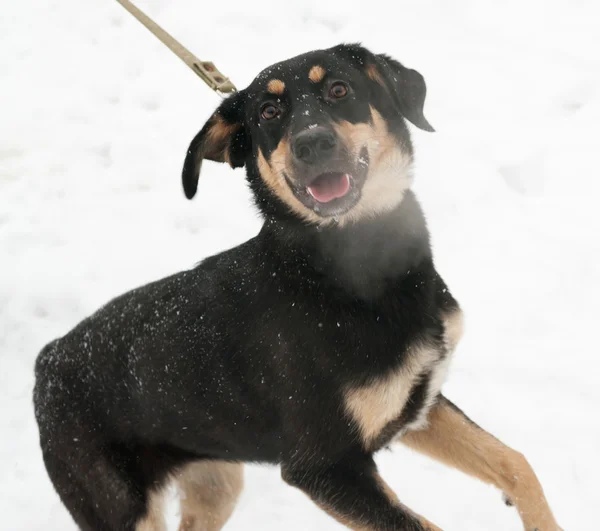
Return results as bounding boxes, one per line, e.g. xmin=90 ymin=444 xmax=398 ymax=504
xmin=34 ymin=44 xmax=561 ymax=531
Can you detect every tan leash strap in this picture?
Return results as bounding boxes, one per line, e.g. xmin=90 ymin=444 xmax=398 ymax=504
xmin=114 ymin=0 xmax=237 ymax=96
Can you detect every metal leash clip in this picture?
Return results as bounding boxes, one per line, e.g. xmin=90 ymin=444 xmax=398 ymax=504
xmin=115 ymin=0 xmax=237 ymax=97
xmin=191 ymin=61 xmax=237 ymax=96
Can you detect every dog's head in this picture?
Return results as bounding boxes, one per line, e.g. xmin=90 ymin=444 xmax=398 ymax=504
xmin=183 ymin=44 xmax=434 ymax=225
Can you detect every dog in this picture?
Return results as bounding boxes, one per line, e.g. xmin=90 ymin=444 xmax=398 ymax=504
xmin=34 ymin=44 xmax=561 ymax=531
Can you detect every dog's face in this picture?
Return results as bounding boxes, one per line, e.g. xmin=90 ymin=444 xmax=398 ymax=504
xmin=183 ymin=44 xmax=434 ymax=225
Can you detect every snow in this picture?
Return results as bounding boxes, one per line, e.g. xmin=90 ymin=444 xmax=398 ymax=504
xmin=1 ymin=0 xmax=599 ymax=529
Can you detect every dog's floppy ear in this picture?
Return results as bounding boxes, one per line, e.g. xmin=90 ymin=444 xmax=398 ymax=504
xmin=182 ymin=90 xmax=250 ymax=199
xmin=333 ymin=44 xmax=434 ymax=132
xmin=372 ymin=53 xmax=435 ymax=132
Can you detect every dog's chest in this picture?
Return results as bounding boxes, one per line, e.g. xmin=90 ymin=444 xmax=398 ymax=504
xmin=342 ymin=308 xmax=463 ymax=449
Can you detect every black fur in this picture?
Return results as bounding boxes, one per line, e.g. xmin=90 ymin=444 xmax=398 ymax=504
xmin=34 ymin=44 xmax=456 ymax=530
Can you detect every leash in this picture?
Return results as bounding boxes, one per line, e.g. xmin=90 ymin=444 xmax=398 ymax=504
xmin=114 ymin=0 xmax=237 ymax=97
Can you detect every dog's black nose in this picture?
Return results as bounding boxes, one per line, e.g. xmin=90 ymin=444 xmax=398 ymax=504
xmin=292 ymin=128 xmax=337 ymax=164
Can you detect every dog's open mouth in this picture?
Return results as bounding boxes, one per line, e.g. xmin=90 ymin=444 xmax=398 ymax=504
xmin=307 ymin=173 xmax=351 ymax=203
xmin=284 ymin=147 xmax=369 ymax=218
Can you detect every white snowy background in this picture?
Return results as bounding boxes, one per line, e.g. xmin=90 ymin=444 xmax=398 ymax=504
xmin=1 ymin=0 xmax=599 ymax=529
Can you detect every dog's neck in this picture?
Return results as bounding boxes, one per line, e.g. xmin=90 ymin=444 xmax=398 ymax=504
xmin=261 ymin=190 xmax=432 ymax=299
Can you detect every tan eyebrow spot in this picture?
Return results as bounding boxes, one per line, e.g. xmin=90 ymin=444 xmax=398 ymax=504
xmin=366 ymin=63 xmax=385 ymax=86
xmin=266 ymin=79 xmax=285 ymax=95
xmin=308 ymin=65 xmax=326 ymax=83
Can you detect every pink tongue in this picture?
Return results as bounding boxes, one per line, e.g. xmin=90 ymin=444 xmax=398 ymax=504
xmin=307 ymin=173 xmax=351 ymax=203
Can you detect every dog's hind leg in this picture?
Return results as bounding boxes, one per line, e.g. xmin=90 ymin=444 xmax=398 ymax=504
xmin=177 ymin=460 xmax=244 ymax=531
xmin=399 ymin=395 xmax=561 ymax=531
xmin=39 ymin=440 xmax=167 ymax=531
xmin=35 ymin=365 xmax=165 ymax=529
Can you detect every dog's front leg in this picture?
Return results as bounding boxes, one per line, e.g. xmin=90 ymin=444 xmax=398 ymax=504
xmin=399 ymin=395 xmax=561 ymax=531
xmin=281 ymin=452 xmax=443 ymax=531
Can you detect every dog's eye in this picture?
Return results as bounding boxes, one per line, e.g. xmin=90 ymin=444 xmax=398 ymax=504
xmin=260 ymin=103 xmax=280 ymax=120
xmin=329 ymin=82 xmax=349 ymax=99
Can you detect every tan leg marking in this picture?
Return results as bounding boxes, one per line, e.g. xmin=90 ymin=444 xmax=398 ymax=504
xmin=136 ymin=488 xmax=166 ymax=531
xmin=177 ymin=460 xmax=244 ymax=531
xmin=315 ymin=473 xmax=443 ymax=531
xmin=344 ymin=344 xmax=439 ymax=450
xmin=375 ymin=473 xmax=443 ymax=531
xmin=308 ymin=65 xmax=326 ymax=83
xmin=315 ymin=501 xmax=370 ymax=531
xmin=400 ymin=398 xmax=560 ymax=531
xmin=318 ymin=505 xmax=442 ymax=531
xmin=442 ymin=309 xmax=464 ymax=352
xmin=266 ymin=79 xmax=285 ymax=95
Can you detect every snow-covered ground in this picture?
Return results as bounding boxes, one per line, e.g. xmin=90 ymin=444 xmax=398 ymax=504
xmin=1 ymin=0 xmax=599 ymax=529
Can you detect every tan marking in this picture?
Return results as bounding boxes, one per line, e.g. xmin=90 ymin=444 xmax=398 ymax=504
xmin=344 ymin=343 xmax=439 ymax=449
xmin=374 ymin=472 xmax=400 ymax=505
xmin=403 ymin=308 xmax=463 ymax=432
xmin=266 ymin=79 xmax=286 ymax=95
xmin=203 ymin=115 xmax=239 ymax=167
xmin=308 ymin=65 xmax=326 ymax=83
xmin=400 ymin=399 xmax=560 ymax=531
xmin=136 ymin=488 xmax=166 ymax=531
xmin=177 ymin=461 xmax=244 ymax=531
xmin=315 ymin=472 xmax=442 ymax=530
xmin=315 ymin=501 xmax=370 ymax=531
xmin=257 ymin=106 xmax=413 ymax=227
xmin=405 ymin=355 xmax=453 ymax=433
xmin=257 ymin=145 xmax=323 ymax=224
xmin=333 ymin=106 xmax=413 ymax=226
xmin=413 ymin=514 xmax=444 ymax=531
xmin=318 ymin=502 xmax=442 ymax=531
xmin=222 ymin=148 xmax=232 ymax=167
xmin=442 ymin=308 xmax=464 ymax=353
xmin=366 ymin=63 xmax=385 ymax=86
